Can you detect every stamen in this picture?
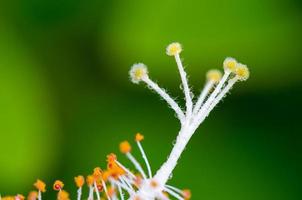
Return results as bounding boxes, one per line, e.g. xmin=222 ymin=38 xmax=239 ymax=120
xmin=87 ymin=186 xmax=94 ymax=200
xmin=163 ymin=187 xmax=184 ymax=200
xmin=117 ymin=185 xmax=124 ymax=200
xmin=110 ymin=178 xmax=134 ymax=196
xmin=74 ymin=175 xmax=84 ymax=200
xmin=76 ymin=188 xmax=82 ymax=200
xmin=206 ymin=77 xmax=238 ymax=116
xmin=194 ymin=70 xmax=231 ymax=125
xmin=115 ymin=160 xmax=136 ymax=179
xmin=174 ymin=51 xmax=193 ymax=119
xmin=102 ymin=180 xmax=112 ymax=200
xmin=193 ymin=69 xmax=222 ymax=115
xmin=165 ymin=185 xmax=183 ymax=194
xmin=126 ymin=153 xmax=147 ymax=180
xmin=142 ymin=76 xmax=185 ymax=122
xmin=33 ymin=179 xmax=46 ymax=200
xmin=119 ymin=176 xmax=134 ymax=191
xmin=192 ymin=80 xmax=214 ymax=115
xmin=135 ymin=133 xmax=152 ymax=178
xmin=94 ymin=181 xmax=101 ymax=200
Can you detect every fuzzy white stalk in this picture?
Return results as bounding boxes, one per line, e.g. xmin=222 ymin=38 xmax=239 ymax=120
xmin=154 ymin=124 xmax=195 ymax=184
xmin=153 ymin=73 xmax=233 ymax=186
xmin=142 ymin=76 xmax=185 ymax=123
xmin=164 ymin=187 xmax=184 ymax=200
xmin=137 ymin=141 xmax=152 ymax=178
xmin=126 ymin=153 xmax=147 ymax=179
xmin=88 ymin=185 xmax=94 ymax=200
xmin=115 ymin=160 xmax=136 ymax=179
xmin=174 ymin=54 xmax=193 ymax=119
xmin=94 ymin=181 xmax=101 ymax=200
xmin=102 ymin=180 xmax=111 ymax=200
xmin=192 ymin=80 xmax=214 ymax=115
xmin=77 ymin=187 xmax=82 ymax=200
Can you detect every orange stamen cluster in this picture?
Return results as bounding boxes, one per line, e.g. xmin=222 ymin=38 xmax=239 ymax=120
xmin=2 ymin=133 xmax=192 ymax=199
xmin=102 ymin=153 xmax=125 ymax=182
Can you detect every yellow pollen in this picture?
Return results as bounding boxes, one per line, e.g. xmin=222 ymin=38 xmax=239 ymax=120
xmin=107 ymin=153 xmax=117 ymax=163
xmin=135 ymin=133 xmax=144 ymax=142
xmin=86 ymin=175 xmax=94 ymax=186
xmin=57 ymin=190 xmax=70 ymax=200
xmin=129 ymin=63 xmax=148 ymax=84
xmin=223 ymin=57 xmax=237 ymax=72
xmin=206 ymin=69 xmax=222 ymax=83
xmin=235 ymin=64 xmax=249 ymax=81
xmin=150 ymin=180 xmax=158 ymax=188
xmin=102 ymin=170 xmax=111 ymax=182
xmin=166 ymin=42 xmax=182 ymax=56
xmin=119 ymin=141 xmax=131 ymax=154
xmin=27 ymin=191 xmax=38 ymax=200
xmin=1 ymin=196 xmax=15 ymax=200
xmin=74 ymin=175 xmax=85 ymax=188
xmin=93 ymin=167 xmax=103 ymax=180
xmin=33 ymin=179 xmax=46 ymax=192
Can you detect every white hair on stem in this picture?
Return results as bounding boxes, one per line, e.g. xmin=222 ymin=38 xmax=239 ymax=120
xmin=142 ymin=76 xmax=185 ymax=123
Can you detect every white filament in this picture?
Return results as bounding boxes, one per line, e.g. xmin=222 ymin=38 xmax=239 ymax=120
xmin=126 ymin=152 xmax=147 ymax=179
xmin=88 ymin=186 xmax=94 ymax=200
xmin=137 ymin=141 xmax=152 ymax=178
xmin=38 ymin=191 xmax=41 ymax=200
xmin=164 ymin=187 xmax=184 ymax=200
xmin=115 ymin=160 xmax=136 ymax=179
xmin=102 ymin=180 xmax=111 ymax=200
xmin=94 ymin=181 xmax=101 ymax=200
xmin=175 ymin=54 xmax=193 ymax=119
xmin=117 ymin=184 xmax=124 ymax=200
xmin=192 ymin=80 xmax=214 ymax=115
xmin=77 ymin=187 xmax=82 ymax=200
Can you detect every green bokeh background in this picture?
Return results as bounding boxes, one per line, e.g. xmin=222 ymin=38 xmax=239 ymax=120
xmin=0 ymin=0 xmax=301 ymax=199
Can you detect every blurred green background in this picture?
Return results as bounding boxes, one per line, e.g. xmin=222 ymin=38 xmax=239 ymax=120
xmin=0 ymin=0 xmax=301 ymax=199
